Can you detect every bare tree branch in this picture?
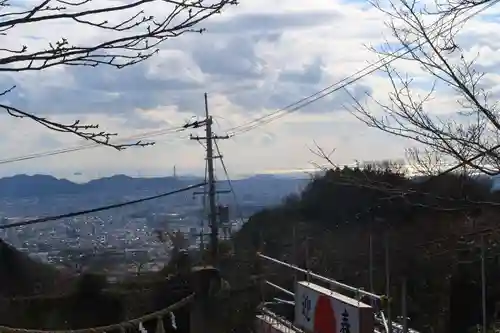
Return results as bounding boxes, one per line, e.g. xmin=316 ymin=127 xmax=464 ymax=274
xmin=432 ymin=0 xmax=495 ymax=17
xmin=308 ymin=140 xmax=337 ymax=171
xmin=406 ymin=147 xmax=450 ymax=176
xmin=0 ymin=0 xmax=237 ymax=148
xmin=348 ymin=0 xmax=500 ymax=175
xmin=2 ymin=102 xmax=159 ymax=149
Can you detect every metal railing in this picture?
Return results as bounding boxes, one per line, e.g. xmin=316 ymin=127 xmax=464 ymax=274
xmin=258 ymin=253 xmax=382 ymax=300
xmin=257 ymin=252 xmax=395 ymax=333
xmin=258 ymin=307 xmax=306 ymax=333
xmin=257 ymin=252 xmax=422 ymax=333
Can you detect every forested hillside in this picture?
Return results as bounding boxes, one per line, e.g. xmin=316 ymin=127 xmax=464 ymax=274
xmin=227 ymin=165 xmax=500 ymax=333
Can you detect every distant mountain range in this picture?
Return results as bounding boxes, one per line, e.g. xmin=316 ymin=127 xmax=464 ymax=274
xmin=0 ymin=174 xmax=310 ymax=200
xmin=1 ymin=171 xmax=498 ymax=201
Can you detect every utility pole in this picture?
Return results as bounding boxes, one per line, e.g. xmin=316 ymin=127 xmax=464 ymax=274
xmin=190 ymin=93 xmax=229 ymax=266
xmin=205 ymin=93 xmax=219 ymax=265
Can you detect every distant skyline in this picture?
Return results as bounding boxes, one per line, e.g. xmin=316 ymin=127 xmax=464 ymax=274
xmin=0 ymin=159 xmax=338 ymax=181
xmin=0 ymin=167 xmax=317 ymax=183
xmin=0 ymin=0 xmax=498 ymax=179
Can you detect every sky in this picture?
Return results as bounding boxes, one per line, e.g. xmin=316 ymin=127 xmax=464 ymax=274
xmin=0 ymin=0 xmax=499 ymax=181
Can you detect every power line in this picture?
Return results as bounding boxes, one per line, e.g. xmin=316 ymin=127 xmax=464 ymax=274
xmin=214 ymin=139 xmax=245 ymax=225
xmin=219 ymin=1 xmax=500 ymax=230
xmin=0 ymin=120 xmax=206 ymax=166
xmin=224 ymin=1 xmax=498 ymax=136
xmin=0 ymin=182 xmax=206 ymax=230
xmin=0 ymin=127 xmax=183 ymax=165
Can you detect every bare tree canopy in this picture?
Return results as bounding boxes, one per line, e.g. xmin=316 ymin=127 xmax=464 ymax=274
xmin=347 ymin=0 xmax=500 ymax=175
xmin=0 ymin=0 xmax=236 ymax=149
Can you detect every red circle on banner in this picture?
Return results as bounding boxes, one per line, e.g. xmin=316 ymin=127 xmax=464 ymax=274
xmin=313 ymin=294 xmax=337 ymax=333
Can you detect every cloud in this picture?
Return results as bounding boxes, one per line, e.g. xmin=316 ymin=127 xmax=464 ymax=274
xmin=203 ymin=11 xmax=341 ymax=33
xmin=0 ymin=0 xmax=498 ymax=180
xmin=191 ymin=35 xmax=266 ymax=79
xmin=279 ymin=57 xmax=324 ymax=84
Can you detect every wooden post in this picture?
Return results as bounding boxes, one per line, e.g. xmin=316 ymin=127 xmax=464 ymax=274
xmin=190 ymin=266 xmax=221 ymax=333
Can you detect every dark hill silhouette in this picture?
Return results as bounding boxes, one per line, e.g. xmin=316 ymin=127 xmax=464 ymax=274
xmin=0 ymin=174 xmax=80 ymax=197
xmin=84 ymin=174 xmax=184 ymax=194
xmin=0 ymin=239 xmax=68 ymax=297
xmin=0 ymin=174 xmax=193 ymax=198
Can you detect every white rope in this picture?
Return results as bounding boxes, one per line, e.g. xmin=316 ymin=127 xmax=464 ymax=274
xmin=169 ymin=312 xmax=177 ymax=330
xmin=138 ymin=322 xmax=148 ymax=333
xmin=0 ymin=293 xmax=194 ymax=333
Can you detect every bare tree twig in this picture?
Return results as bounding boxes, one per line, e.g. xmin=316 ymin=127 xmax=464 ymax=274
xmin=406 ymin=147 xmax=449 ymax=176
xmin=0 ymin=0 xmax=237 ymax=148
xmin=347 ymin=0 xmax=500 ymax=175
xmin=308 ymin=143 xmax=497 ymax=219
xmin=308 ymin=140 xmax=337 ymax=171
